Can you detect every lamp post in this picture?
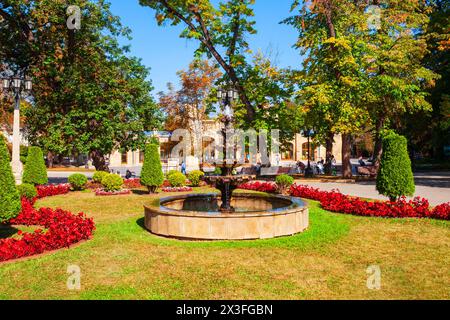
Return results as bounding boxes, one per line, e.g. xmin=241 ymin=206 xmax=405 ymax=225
xmin=1 ymin=75 xmax=32 ymax=185
xmin=302 ymin=128 xmax=315 ymax=178
xmin=217 ymin=85 xmax=239 ymax=175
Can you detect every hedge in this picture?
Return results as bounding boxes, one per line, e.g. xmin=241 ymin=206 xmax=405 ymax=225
xmin=140 ymin=143 xmax=164 ymax=193
xmin=22 ymin=146 xmax=48 ymax=186
xmin=376 ymin=133 xmax=415 ymax=201
xmin=0 ymin=136 xmax=21 ymax=222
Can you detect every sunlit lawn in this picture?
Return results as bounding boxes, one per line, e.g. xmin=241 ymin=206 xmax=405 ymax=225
xmin=0 ymin=187 xmax=448 ymax=300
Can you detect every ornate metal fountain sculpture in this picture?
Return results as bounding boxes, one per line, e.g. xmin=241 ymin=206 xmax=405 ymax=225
xmin=204 ymin=85 xmax=255 ymax=213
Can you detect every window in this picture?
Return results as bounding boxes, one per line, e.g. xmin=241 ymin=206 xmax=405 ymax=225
xmin=282 ymin=143 xmax=294 ymax=160
xmin=302 ymin=142 xmax=316 ymax=161
xmin=121 ymin=152 xmax=128 ymax=164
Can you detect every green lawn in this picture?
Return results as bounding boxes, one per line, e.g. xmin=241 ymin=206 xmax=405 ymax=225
xmin=0 ymin=188 xmax=448 ymax=300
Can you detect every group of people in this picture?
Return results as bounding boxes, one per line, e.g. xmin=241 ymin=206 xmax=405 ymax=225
xmin=297 ymin=154 xmax=337 ymax=175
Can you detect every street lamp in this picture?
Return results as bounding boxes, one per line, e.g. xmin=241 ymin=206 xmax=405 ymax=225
xmin=302 ymin=128 xmax=315 ymax=178
xmin=216 ymin=84 xmax=239 ymax=174
xmin=1 ymin=75 xmax=32 ymax=185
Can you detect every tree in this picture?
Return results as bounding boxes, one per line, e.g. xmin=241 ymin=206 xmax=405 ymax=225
xmin=363 ymin=0 xmax=438 ymax=169
xmin=159 ymin=60 xmax=221 ymax=157
xmin=0 ymin=134 xmax=21 ymax=223
xmin=140 ymin=143 xmax=165 ymax=193
xmin=0 ymin=1 xmax=163 ymax=171
xmin=286 ymin=0 xmax=438 ymax=177
xmin=376 ymin=133 xmax=415 ymax=201
xmin=140 ymin=0 xmax=258 ymax=122
xmin=285 ymin=0 xmax=369 ymax=177
xmin=22 ymin=146 xmax=48 ymax=185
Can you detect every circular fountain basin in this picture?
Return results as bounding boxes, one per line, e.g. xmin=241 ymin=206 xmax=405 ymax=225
xmin=144 ymin=193 xmax=309 ymax=240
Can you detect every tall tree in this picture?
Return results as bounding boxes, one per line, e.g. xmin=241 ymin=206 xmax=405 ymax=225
xmin=140 ymin=0 xmax=258 ymax=122
xmin=285 ymin=0 xmax=369 ymax=177
xmin=159 ymin=59 xmax=221 ymax=156
xmin=0 ymin=1 xmax=163 ymax=170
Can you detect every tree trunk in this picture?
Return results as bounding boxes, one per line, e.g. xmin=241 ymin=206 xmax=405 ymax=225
xmin=372 ymin=116 xmax=385 ymax=170
xmin=47 ymin=151 xmax=54 ymax=168
xmin=341 ymin=133 xmax=353 ymax=178
xmin=325 ymin=132 xmax=334 ymax=175
xmin=90 ymin=150 xmax=109 ymax=172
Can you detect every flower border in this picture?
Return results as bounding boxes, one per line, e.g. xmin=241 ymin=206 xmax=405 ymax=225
xmin=239 ymin=182 xmax=450 ymax=220
xmin=0 ymin=185 xmax=95 ymax=262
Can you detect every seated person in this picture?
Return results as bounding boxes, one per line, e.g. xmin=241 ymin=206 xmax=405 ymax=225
xmin=358 ymin=156 xmax=366 ymax=167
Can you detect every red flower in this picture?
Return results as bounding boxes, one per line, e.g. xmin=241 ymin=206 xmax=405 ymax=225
xmin=239 ymin=182 xmax=449 ymax=221
xmin=1 ymin=185 xmax=95 ymax=262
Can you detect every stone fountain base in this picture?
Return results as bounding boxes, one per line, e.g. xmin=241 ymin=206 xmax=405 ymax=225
xmin=144 ymin=193 xmax=309 ymax=240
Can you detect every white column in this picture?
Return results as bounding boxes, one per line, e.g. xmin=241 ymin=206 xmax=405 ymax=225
xmin=11 ymin=94 xmax=23 ymax=185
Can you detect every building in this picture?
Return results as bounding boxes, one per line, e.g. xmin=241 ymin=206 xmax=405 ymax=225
xmin=109 ymin=119 xmax=343 ymax=174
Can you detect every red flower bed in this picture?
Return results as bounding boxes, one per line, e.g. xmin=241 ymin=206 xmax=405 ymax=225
xmin=239 ymin=182 xmax=450 ymax=220
xmin=123 ymin=179 xmax=142 ymax=189
xmin=238 ymin=181 xmax=277 ymax=193
xmin=162 ymin=186 xmax=193 ymax=193
xmin=95 ymin=189 xmax=131 ymax=196
xmin=36 ymin=184 xmax=70 ymax=198
xmin=0 ymin=186 xmax=95 ymax=263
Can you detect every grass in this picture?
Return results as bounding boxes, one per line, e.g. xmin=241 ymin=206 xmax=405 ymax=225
xmin=0 ymin=187 xmax=449 ymax=300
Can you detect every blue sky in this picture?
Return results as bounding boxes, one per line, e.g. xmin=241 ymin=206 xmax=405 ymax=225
xmin=108 ymin=0 xmax=301 ymax=95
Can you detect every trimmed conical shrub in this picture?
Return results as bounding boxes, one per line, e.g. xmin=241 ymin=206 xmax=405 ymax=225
xmin=140 ymin=143 xmax=164 ymax=193
xmin=23 ymin=146 xmax=48 ymax=186
xmin=0 ymin=136 xmax=21 ymax=223
xmin=376 ymin=133 xmax=415 ymax=201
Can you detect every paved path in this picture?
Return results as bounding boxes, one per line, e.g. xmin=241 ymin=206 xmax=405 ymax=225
xmin=48 ymin=170 xmax=450 ymax=206
xmin=297 ymin=172 xmax=450 ymax=206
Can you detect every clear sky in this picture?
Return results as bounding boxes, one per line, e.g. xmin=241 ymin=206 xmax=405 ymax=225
xmin=108 ymin=0 xmax=301 ymax=95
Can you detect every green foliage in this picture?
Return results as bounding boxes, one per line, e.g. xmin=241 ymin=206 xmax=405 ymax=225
xmin=188 ymin=170 xmax=205 ymax=187
xmin=376 ymin=133 xmax=415 ymax=201
xmin=0 ymin=137 xmax=21 ymax=223
xmin=213 ymin=167 xmax=222 ymax=175
xmin=101 ymin=174 xmax=124 ymax=192
xmin=68 ymin=173 xmax=88 ymax=191
xmin=140 ymin=144 xmax=164 ymax=193
xmin=276 ymin=174 xmax=294 ymax=194
xmin=2 ymin=1 xmax=163 ymax=170
xmin=93 ymin=171 xmax=109 ymax=184
xmin=22 ymin=146 xmax=48 ymax=186
xmin=17 ymin=183 xmax=37 ymax=200
xmin=276 ymin=174 xmax=294 ymax=188
xmin=166 ymin=170 xmax=179 ymax=179
xmin=168 ymin=171 xmax=187 ymax=187
xmin=20 ymin=146 xmax=28 ymax=165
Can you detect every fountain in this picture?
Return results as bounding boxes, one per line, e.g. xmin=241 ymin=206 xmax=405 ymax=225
xmin=144 ymin=85 xmax=308 ymax=240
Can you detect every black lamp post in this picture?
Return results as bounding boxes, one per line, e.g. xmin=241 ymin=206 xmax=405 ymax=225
xmin=216 ymin=85 xmax=239 ymax=176
xmin=302 ymin=128 xmax=315 ymax=178
xmin=1 ymin=75 xmax=32 ymax=184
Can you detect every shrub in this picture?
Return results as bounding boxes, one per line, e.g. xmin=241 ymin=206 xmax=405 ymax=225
xmin=376 ymin=133 xmax=415 ymax=201
xmin=140 ymin=143 xmax=164 ymax=193
xmin=166 ymin=170 xmax=179 ymax=179
xmin=168 ymin=171 xmax=187 ymax=187
xmin=275 ymin=174 xmax=294 ymax=194
xmin=20 ymin=146 xmax=28 ymax=165
xmin=92 ymin=171 xmax=109 ymax=184
xmin=68 ymin=173 xmax=88 ymax=191
xmin=0 ymin=136 xmax=21 ymax=222
xmin=17 ymin=183 xmax=38 ymax=200
xmin=188 ymin=170 xmax=205 ymax=187
xmin=22 ymin=146 xmax=48 ymax=186
xmin=101 ymin=174 xmax=124 ymax=192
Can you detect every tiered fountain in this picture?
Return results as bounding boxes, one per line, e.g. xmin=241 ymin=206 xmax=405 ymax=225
xmin=144 ymin=85 xmax=308 ymax=240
